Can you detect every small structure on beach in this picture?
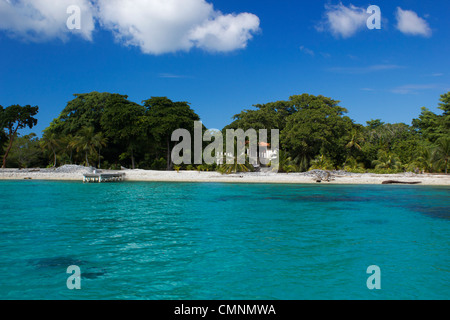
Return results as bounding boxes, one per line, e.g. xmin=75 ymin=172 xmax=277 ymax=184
xmin=83 ymin=173 xmax=125 ymax=183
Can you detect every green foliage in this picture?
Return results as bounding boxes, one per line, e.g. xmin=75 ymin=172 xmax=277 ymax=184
xmin=151 ymin=158 xmax=167 ymax=170
xmin=41 ymin=92 xmax=202 ymax=170
xmin=224 ymin=100 xmax=295 ymax=132
xmin=343 ymin=157 xmax=365 ymax=172
xmin=273 ymin=150 xmax=297 ymax=173
xmin=414 ymin=146 xmax=438 ymax=173
xmin=40 ymin=131 xmax=61 ymax=167
xmin=412 ymin=93 xmax=449 ymax=143
xmin=196 ymin=164 xmax=215 ymax=172
xmin=218 ymin=153 xmax=254 ymax=174
xmin=143 ymin=97 xmax=201 ymax=170
xmin=435 ymin=137 xmax=450 ymax=173
xmin=7 ymin=133 xmax=44 ymax=168
xmin=438 ymin=92 xmax=450 ymax=116
xmin=100 ymin=96 xmax=144 ymax=169
xmin=221 ymin=91 xmax=449 ymax=174
xmin=309 ymin=154 xmax=335 ymax=170
xmin=0 ymin=128 xmax=6 ymax=151
xmin=282 ymin=94 xmax=353 ymax=165
xmin=70 ymin=126 xmax=106 ymax=167
xmin=12 ymin=89 xmax=448 ymax=175
xmin=47 ymin=92 xmax=116 ymax=135
xmin=372 ymin=150 xmax=402 ymax=170
xmin=0 ymin=104 xmax=39 ymax=168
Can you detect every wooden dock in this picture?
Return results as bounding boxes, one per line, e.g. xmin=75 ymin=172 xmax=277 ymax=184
xmin=83 ymin=173 xmax=125 ymax=183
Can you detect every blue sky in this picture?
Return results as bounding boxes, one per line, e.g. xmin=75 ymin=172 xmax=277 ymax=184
xmin=0 ymin=0 xmax=449 ymax=135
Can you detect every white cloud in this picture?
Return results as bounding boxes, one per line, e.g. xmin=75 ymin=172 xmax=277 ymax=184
xmin=189 ymin=12 xmax=260 ymax=52
xmin=0 ymin=0 xmax=260 ymax=54
xmin=96 ymin=0 xmax=260 ymax=54
xmin=318 ymin=3 xmax=368 ymax=38
xmin=395 ymin=7 xmax=432 ymax=37
xmin=328 ymin=64 xmax=404 ymax=74
xmin=158 ymin=73 xmax=190 ymax=79
xmin=391 ymin=84 xmax=437 ymax=94
xmin=299 ymin=45 xmax=314 ymax=56
xmin=0 ymin=0 xmax=95 ymax=41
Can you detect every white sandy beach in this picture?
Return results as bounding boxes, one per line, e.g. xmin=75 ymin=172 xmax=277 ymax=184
xmin=0 ymin=165 xmax=449 ymax=185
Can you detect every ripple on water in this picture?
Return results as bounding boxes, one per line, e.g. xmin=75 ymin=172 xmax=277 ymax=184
xmin=28 ymin=257 xmax=107 ymax=280
xmin=0 ymin=181 xmax=448 ymax=299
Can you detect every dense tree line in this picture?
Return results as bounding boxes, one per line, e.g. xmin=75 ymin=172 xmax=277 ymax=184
xmin=225 ymin=92 xmax=449 ymax=174
xmin=1 ymin=91 xmax=449 ymax=174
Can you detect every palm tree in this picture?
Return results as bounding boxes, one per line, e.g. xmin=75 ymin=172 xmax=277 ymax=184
xmin=218 ymin=153 xmax=254 ymax=174
xmin=435 ymin=137 xmax=450 ymax=173
xmin=346 ymin=128 xmax=364 ymax=152
xmin=372 ymin=150 xmax=402 ymax=170
xmin=73 ymin=127 xmax=98 ymax=167
xmin=414 ymin=147 xmax=436 ymax=173
xmin=344 ymin=157 xmax=365 ymax=172
xmin=309 ymin=154 xmax=335 ymax=170
xmin=61 ymin=134 xmax=77 ymax=164
xmin=272 ymin=150 xmax=297 ymax=173
xmin=40 ymin=132 xmax=60 ymax=167
xmin=92 ymin=132 xmax=108 ymax=168
xmin=344 ymin=128 xmax=364 ymax=166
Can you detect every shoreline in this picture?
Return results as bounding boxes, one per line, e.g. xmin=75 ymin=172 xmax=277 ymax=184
xmin=0 ymin=167 xmax=449 ymax=186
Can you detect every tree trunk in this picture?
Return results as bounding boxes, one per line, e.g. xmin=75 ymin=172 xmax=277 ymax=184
xmin=2 ymin=133 xmax=15 ymax=169
xmin=131 ymin=147 xmax=135 ymax=170
xmin=85 ymin=152 xmax=89 ymax=167
xmin=53 ymin=149 xmax=57 ymax=167
xmin=166 ymin=137 xmax=171 ymax=170
xmin=98 ymin=148 xmax=101 ymax=169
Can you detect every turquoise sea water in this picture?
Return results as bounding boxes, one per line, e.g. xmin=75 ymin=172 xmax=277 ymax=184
xmin=0 ymin=180 xmax=449 ymax=300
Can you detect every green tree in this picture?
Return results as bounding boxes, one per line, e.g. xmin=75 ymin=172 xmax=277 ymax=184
xmin=412 ymin=92 xmax=450 ymax=143
xmin=0 ymin=126 xmax=6 ymax=153
xmin=47 ymin=92 xmax=115 ymax=135
xmin=309 ymin=154 xmax=335 ymax=170
xmin=372 ymin=150 xmax=402 ymax=171
xmin=100 ymin=97 xmax=145 ymax=169
xmin=218 ymin=154 xmax=254 ymax=174
xmin=438 ymin=92 xmax=450 ymax=136
xmin=225 ymin=100 xmax=295 ymax=132
xmin=61 ymin=134 xmax=77 ymax=164
xmin=343 ymin=157 xmax=365 ymax=172
xmin=273 ymin=150 xmax=297 ymax=173
xmin=282 ymin=94 xmax=353 ymax=166
xmin=435 ymin=137 xmax=450 ymax=174
xmin=143 ymin=97 xmax=201 ymax=170
xmin=40 ymin=131 xmax=60 ymax=167
xmin=438 ymin=92 xmax=450 ymax=115
xmin=92 ymin=132 xmax=108 ymax=169
xmin=73 ymin=127 xmax=99 ymax=167
xmin=346 ymin=127 xmax=364 ymax=152
xmin=7 ymin=133 xmax=44 ymax=168
xmin=0 ymin=104 xmax=39 ymax=168
xmin=344 ymin=126 xmax=365 ymax=166
xmin=414 ymin=147 xmax=437 ymax=173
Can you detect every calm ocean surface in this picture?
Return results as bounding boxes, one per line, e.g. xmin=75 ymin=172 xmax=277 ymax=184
xmin=0 ymin=180 xmax=448 ymax=300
